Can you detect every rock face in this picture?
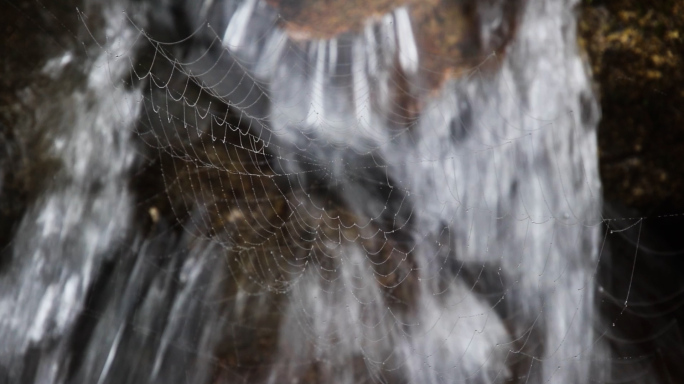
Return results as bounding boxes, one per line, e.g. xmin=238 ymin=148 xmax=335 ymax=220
xmin=580 ymin=0 xmax=684 ymax=212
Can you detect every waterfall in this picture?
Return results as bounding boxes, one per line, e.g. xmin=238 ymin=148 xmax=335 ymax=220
xmin=0 ymin=0 xmax=637 ymax=383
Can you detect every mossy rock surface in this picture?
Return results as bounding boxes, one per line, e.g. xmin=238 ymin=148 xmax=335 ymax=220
xmin=580 ymin=0 xmax=684 ymax=215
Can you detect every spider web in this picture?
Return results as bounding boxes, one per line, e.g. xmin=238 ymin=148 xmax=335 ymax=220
xmin=3 ymin=0 xmax=683 ymax=383
xmin=106 ymin=0 xmax=607 ymax=382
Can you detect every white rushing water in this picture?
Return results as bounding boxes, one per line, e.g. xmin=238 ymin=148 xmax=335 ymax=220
xmin=195 ymin=0 xmax=604 ymax=381
xmin=0 ymin=0 xmax=615 ymax=383
xmin=0 ymin=3 xmax=229 ymax=383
